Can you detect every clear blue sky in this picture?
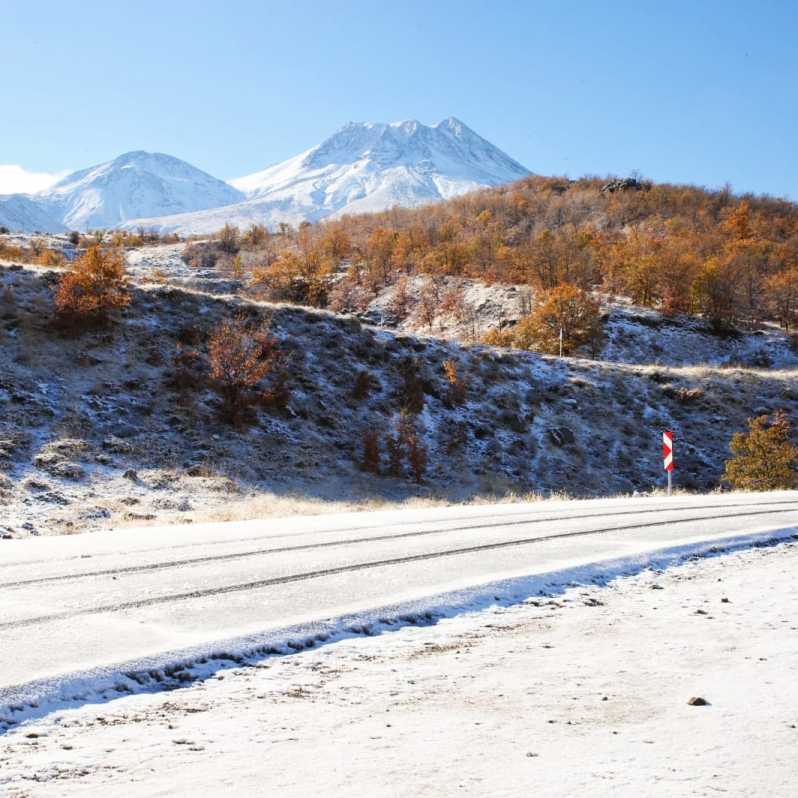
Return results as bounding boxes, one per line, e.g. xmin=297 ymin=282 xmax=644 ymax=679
xmin=3 ymin=0 xmax=797 ymax=197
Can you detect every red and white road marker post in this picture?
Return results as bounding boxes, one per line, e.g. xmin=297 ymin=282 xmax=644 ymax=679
xmin=663 ymin=430 xmax=674 ymax=495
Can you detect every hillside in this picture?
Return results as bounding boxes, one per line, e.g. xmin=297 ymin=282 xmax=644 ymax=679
xmin=1 ymin=260 xmax=796 ymax=538
xmin=234 ymin=174 xmax=798 ymax=337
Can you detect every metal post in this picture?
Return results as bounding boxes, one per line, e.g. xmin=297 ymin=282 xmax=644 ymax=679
xmin=667 ymin=469 xmax=672 ymax=496
xmin=559 ymin=327 xmax=563 ymax=357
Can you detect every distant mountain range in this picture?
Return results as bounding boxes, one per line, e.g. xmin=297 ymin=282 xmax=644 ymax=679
xmin=0 ymin=118 xmax=530 ymax=234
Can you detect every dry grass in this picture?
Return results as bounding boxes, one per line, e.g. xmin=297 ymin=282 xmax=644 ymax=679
xmin=111 ymin=484 xmax=716 ymax=531
xmin=119 ymin=488 xmax=664 ymax=528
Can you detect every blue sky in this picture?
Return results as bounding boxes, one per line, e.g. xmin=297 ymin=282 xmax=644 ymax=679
xmin=3 ymin=0 xmax=796 ymax=198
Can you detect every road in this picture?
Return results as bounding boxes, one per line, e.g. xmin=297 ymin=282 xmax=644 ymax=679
xmin=2 ymin=491 xmax=798 ymax=718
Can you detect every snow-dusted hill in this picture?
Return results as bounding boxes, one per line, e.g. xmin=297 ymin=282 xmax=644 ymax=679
xmin=0 ymin=152 xmax=244 ymax=232
xmin=126 ymin=118 xmax=530 ymax=234
xmin=0 ymin=194 xmax=64 ymax=234
xmin=37 ymin=151 xmax=245 ymax=230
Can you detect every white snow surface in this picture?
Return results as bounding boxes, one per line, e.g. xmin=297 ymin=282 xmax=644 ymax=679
xmin=124 ymin=118 xmax=530 ymax=234
xmin=0 ymin=194 xmax=66 ymax=234
xmin=1 ymin=492 xmax=797 ymax=731
xmin=0 ymin=152 xmax=244 ymax=232
xmin=1 ymin=512 xmax=797 ymax=795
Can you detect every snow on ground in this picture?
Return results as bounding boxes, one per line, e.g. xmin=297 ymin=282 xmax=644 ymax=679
xmin=601 ymin=299 xmax=798 ymax=369
xmin=1 ymin=536 xmax=796 ymax=796
xmin=124 ymin=243 xmax=241 ymax=294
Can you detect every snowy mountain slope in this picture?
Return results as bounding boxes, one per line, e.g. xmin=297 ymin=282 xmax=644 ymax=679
xmin=126 ymin=118 xmax=530 ymax=234
xmin=35 ymin=151 xmax=245 ymax=231
xmin=0 ymin=194 xmax=65 ymax=234
xmin=0 ymin=152 xmax=245 ymax=233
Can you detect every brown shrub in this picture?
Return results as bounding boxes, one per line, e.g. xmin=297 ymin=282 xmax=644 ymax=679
xmin=241 ymin=224 xmax=269 ymax=249
xmin=407 ymin=430 xmax=428 ymax=483
xmin=361 ymin=429 xmax=381 ymax=474
xmin=54 ymin=245 xmax=129 ymax=327
xmin=217 ymin=223 xmax=240 ymax=255
xmin=481 ymin=327 xmax=515 ymax=347
xmin=415 ymin=277 xmax=441 ymax=330
xmin=396 ymin=357 xmax=425 ymax=413
xmin=351 ymin=370 xmax=374 ymax=401
xmin=385 ymin=413 xmax=427 ymax=482
xmin=37 ymin=248 xmax=64 ymax=267
xmin=327 ymin=277 xmax=374 ymax=314
xmin=168 ymin=344 xmax=204 ymax=393
xmin=182 ymin=242 xmax=219 ymax=269
xmin=208 ymin=314 xmax=286 ymax=424
xmin=439 ymin=284 xmax=466 ymax=318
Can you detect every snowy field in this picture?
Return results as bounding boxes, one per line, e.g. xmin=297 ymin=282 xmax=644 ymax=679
xmin=1 ymin=534 xmax=796 ymax=796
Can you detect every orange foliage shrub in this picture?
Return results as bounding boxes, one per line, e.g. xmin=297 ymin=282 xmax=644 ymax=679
xmin=442 ymin=359 xmax=466 ymax=406
xmin=208 ymin=314 xmax=286 ymax=424
xmin=481 ymin=327 xmax=515 ymax=347
xmin=722 ymin=411 xmax=798 ymax=490
xmin=513 ymin=284 xmax=602 ymax=355
xmin=54 ymin=245 xmax=129 ymax=326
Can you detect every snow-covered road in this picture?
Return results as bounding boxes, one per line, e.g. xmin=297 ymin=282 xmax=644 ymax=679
xmin=3 ymin=516 xmax=798 ymax=796
xmin=2 ymin=492 xmax=798 ymax=724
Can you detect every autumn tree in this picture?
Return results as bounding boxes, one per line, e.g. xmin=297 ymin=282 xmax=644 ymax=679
xmin=416 ymin=277 xmax=440 ymax=330
xmin=692 ymin=254 xmax=745 ymax=331
xmin=218 ymin=223 xmax=240 ymax=254
xmin=208 ymin=314 xmax=284 ymax=424
xmin=250 ymin=252 xmax=302 ymax=301
xmin=320 ymin=225 xmax=351 ymax=260
xmin=766 ymin=267 xmax=798 ymax=332
xmin=722 ymin=411 xmax=798 ymax=491
xmin=513 ymin=283 xmax=602 ymax=355
xmin=214 ymin=175 xmax=798 ymax=331
xmin=366 ymin=228 xmax=396 ymax=282
xmin=388 ymin=275 xmax=412 ymax=320
xmin=241 ymin=224 xmax=270 ymax=249
xmin=54 ymin=245 xmax=129 ymax=326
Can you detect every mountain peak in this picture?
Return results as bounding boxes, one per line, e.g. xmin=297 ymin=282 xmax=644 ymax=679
xmin=1 ymin=119 xmax=530 ymax=234
xmin=141 ymin=118 xmax=530 ymax=235
xmin=38 ymin=151 xmax=244 ymax=230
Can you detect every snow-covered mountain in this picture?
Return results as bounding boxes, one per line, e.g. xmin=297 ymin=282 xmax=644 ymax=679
xmin=0 ymin=120 xmax=529 ymax=234
xmin=0 ymin=152 xmax=244 ymax=233
xmin=126 ymin=118 xmax=530 ymax=234
xmin=38 ymin=151 xmax=244 ymax=231
xmin=0 ymin=194 xmax=65 ymax=234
